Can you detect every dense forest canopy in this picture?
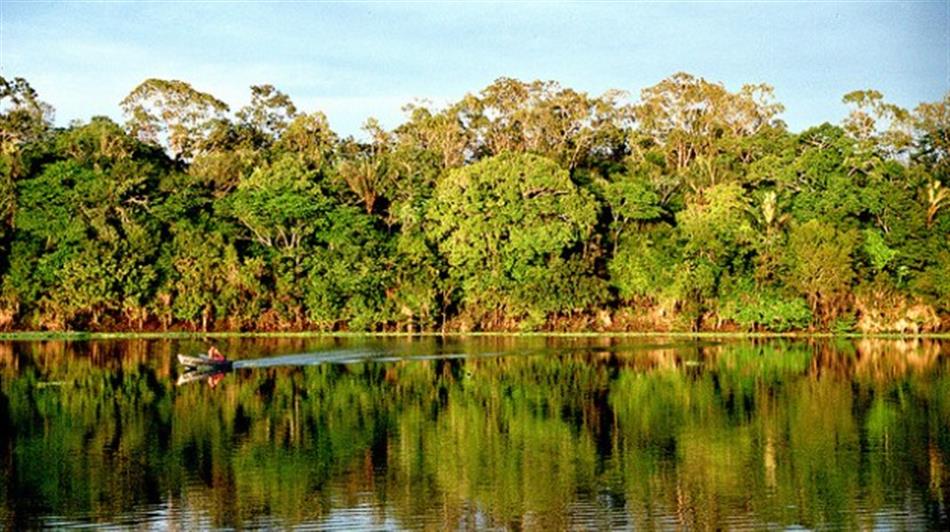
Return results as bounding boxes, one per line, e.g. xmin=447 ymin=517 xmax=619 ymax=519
xmin=0 ymin=73 xmax=947 ymax=332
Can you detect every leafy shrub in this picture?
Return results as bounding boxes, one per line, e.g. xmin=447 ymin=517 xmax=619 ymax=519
xmin=608 ymin=225 xmax=678 ymax=302
xmin=862 ymin=228 xmax=898 ymax=274
xmin=718 ymin=280 xmax=813 ymax=332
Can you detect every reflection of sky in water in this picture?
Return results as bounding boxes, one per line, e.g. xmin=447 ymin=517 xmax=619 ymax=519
xmin=28 ymin=492 xmax=939 ymax=530
xmin=1 ymin=337 xmax=948 ymax=530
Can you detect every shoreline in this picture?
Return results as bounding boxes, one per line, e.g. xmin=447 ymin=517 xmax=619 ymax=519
xmin=1 ymin=331 xmax=948 ymax=341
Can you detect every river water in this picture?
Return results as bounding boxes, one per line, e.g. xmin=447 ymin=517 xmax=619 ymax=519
xmin=0 ymin=336 xmax=947 ymax=529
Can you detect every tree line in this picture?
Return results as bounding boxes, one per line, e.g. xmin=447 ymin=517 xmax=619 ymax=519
xmin=0 ymin=73 xmax=947 ymax=332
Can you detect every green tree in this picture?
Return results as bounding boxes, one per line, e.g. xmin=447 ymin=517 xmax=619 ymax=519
xmin=0 ymin=76 xmax=52 ymax=163
xmin=608 ymin=224 xmax=678 ymax=303
xmin=783 ymin=220 xmax=858 ymax=323
xmin=634 ymin=73 xmax=784 ymax=185
xmin=600 ymin=169 xmax=664 ymax=249
xmin=120 ymin=78 xmax=229 ymax=160
xmin=227 ymin=156 xmax=331 ymax=252
xmin=0 ymin=74 xmax=947 ymax=332
xmin=236 ymin=84 xmax=298 ymax=143
xmin=427 ymin=152 xmax=601 ymax=326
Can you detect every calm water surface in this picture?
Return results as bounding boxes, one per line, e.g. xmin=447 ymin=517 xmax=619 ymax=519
xmin=0 ymin=336 xmax=948 ymax=529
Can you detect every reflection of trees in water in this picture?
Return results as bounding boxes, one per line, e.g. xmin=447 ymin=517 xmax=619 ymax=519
xmin=852 ymin=338 xmax=946 ymax=381
xmin=0 ymin=338 xmax=947 ymax=529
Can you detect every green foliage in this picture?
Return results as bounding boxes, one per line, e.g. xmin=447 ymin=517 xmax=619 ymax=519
xmin=303 ymin=206 xmax=391 ymax=330
xmin=913 ymin=250 xmax=950 ymax=311
xmin=601 ymin=170 xmax=665 ymax=244
xmin=120 ymin=78 xmax=229 ymax=160
xmin=830 ymin=313 xmax=858 ymax=334
xmin=0 ymin=163 xmax=13 ymax=254
xmin=0 ymin=74 xmax=947 ymax=331
xmin=161 ymin=225 xmax=233 ymax=327
xmin=783 ymin=220 xmax=859 ymax=321
xmin=226 ymin=155 xmax=330 ymax=251
xmin=608 ymin=225 xmax=678 ymax=302
xmin=677 ymin=182 xmax=755 ymax=263
xmin=427 ymin=152 xmax=601 ymax=323
xmin=718 ymin=279 xmax=813 ymax=332
xmin=236 ymin=84 xmax=298 ymax=142
xmin=862 ymin=228 xmax=898 ymax=274
xmin=0 ymin=76 xmax=52 ymax=167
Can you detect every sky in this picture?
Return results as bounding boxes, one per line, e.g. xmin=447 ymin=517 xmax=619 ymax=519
xmin=1 ymin=1 xmax=947 ymax=137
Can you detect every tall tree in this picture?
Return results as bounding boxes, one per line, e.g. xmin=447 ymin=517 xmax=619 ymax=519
xmin=236 ymin=84 xmax=298 ymax=144
xmin=120 ymin=79 xmax=229 ymax=161
xmin=427 ymin=152 xmax=602 ymax=326
xmin=633 ymin=72 xmax=784 ymax=188
xmin=0 ymin=76 xmax=52 ymax=159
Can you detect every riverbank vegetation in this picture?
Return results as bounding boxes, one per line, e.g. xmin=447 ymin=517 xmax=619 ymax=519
xmin=0 ymin=74 xmax=947 ymax=332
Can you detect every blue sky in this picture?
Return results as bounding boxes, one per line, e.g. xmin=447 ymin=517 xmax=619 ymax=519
xmin=1 ymin=1 xmax=947 ymax=136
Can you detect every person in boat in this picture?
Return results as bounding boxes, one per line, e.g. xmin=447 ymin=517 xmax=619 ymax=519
xmin=207 ymin=346 xmax=226 ymax=389
xmin=208 ymin=345 xmax=225 ymax=362
xmin=175 ymin=346 xmax=230 ymax=387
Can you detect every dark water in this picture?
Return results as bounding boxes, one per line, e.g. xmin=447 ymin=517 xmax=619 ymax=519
xmin=0 ymin=336 xmax=948 ymax=530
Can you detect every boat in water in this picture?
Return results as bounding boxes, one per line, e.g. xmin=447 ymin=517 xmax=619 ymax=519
xmin=177 ymin=353 xmax=232 ymax=370
xmin=176 ymin=347 xmax=232 ymax=386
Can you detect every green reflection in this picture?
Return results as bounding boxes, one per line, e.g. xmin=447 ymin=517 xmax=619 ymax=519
xmin=0 ymin=338 xmax=948 ymax=529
